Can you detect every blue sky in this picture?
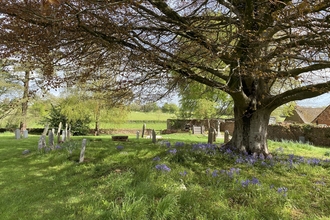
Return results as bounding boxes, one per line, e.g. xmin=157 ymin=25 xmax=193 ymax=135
xmin=297 ymin=92 xmax=330 ymax=107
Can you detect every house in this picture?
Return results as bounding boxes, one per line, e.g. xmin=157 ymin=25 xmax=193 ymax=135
xmin=284 ymin=106 xmax=325 ymax=124
xmin=312 ymin=105 xmax=330 ymax=126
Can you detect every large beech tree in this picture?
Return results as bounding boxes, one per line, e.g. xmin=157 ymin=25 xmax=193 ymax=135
xmin=1 ymin=1 xmax=330 ymax=155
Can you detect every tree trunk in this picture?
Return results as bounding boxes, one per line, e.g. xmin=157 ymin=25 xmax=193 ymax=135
xmin=21 ymin=70 xmax=30 ymax=132
xmin=224 ymin=106 xmax=271 ymax=156
xmin=94 ymin=121 xmax=99 ymax=136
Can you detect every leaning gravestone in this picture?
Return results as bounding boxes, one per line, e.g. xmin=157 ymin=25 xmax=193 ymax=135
xmin=79 ymin=139 xmax=87 ymax=163
xmin=142 ymin=123 xmax=146 ymax=138
xmin=15 ymin=129 xmax=21 ymax=139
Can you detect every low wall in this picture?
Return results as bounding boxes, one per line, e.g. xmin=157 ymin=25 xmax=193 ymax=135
xmin=267 ymin=124 xmax=330 ymax=147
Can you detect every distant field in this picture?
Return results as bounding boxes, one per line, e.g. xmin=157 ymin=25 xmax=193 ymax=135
xmin=99 ymin=111 xmax=176 ymax=130
xmin=127 ymin=111 xmax=176 ymax=121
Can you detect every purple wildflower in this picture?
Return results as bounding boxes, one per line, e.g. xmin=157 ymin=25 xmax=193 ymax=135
xmin=155 ymin=164 xmax=171 ymax=172
xmin=168 ymin=148 xmax=177 ymax=154
xmin=277 ymin=187 xmax=288 ymax=196
xmin=153 ymin=156 xmax=161 ymax=161
xmin=175 ymin=142 xmax=185 ymax=147
xmin=212 ymin=170 xmax=219 ymax=177
xmin=180 ymin=170 xmax=188 ymax=176
xmin=116 ymin=145 xmax=124 ymax=151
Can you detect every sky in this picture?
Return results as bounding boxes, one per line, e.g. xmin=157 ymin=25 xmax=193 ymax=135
xmin=297 ymin=92 xmax=330 ymax=107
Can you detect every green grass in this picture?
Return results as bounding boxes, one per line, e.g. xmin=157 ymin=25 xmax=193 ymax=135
xmin=1 ymin=132 xmax=330 ymax=219
xmin=127 ymin=111 xmax=176 ymax=121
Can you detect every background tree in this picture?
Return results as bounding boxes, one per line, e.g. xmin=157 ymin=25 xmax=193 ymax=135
xmin=161 ymin=103 xmax=179 ymax=114
xmin=177 ymin=80 xmax=233 ymax=119
xmin=2 ymin=1 xmax=330 ymax=155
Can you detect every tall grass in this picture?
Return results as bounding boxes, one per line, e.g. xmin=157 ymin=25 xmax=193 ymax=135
xmin=0 ymin=132 xmax=329 ymax=219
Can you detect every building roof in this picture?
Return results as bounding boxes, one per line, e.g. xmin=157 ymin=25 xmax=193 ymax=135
xmin=285 ymin=106 xmax=325 ymax=123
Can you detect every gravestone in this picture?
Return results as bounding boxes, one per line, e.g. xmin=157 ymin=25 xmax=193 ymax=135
xmin=142 ymin=123 xmax=146 ymax=138
xmin=42 ymin=124 xmax=49 ymax=136
xmin=62 ymin=129 xmax=66 ymax=142
xmin=57 ymin=122 xmax=62 ymax=144
xmin=79 ymin=139 xmax=87 ymax=163
xmin=136 ymin=131 xmax=140 ymax=139
xmin=15 ymin=129 xmax=21 ymax=139
xmin=192 ymin=126 xmax=202 ymax=134
xmin=23 ymin=130 xmax=28 ymax=138
xmin=208 ymin=128 xmax=214 ymax=144
xmin=224 ymin=130 xmax=230 ymax=143
xmin=299 ymin=136 xmax=305 ymax=143
xmin=38 ymin=135 xmax=46 ymax=151
xmin=48 ymin=129 xmax=54 ymax=148
xmin=152 ymin=129 xmax=156 ymax=143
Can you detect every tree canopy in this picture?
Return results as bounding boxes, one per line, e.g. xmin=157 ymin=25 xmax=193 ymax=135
xmin=1 ymin=0 xmax=330 ymax=154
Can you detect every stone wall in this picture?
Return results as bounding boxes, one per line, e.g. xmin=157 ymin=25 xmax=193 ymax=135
xmin=268 ymin=124 xmax=330 ymax=147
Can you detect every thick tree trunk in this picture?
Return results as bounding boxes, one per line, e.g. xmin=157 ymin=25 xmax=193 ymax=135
xmin=224 ymin=106 xmax=271 ymax=156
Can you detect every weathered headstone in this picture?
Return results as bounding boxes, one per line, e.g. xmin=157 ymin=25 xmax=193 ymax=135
xmin=224 ymin=130 xmax=230 ymax=143
xmin=23 ymin=130 xmax=28 ymax=138
xmin=136 ymin=131 xmax=140 ymax=139
xmin=15 ymin=129 xmax=21 ymax=139
xmin=64 ymin=123 xmax=68 ymax=142
xmin=208 ymin=128 xmax=214 ymax=144
xmin=62 ymin=129 xmax=66 ymax=142
xmin=299 ymin=136 xmax=305 ymax=143
xmin=57 ymin=122 xmax=62 ymax=144
xmin=42 ymin=124 xmax=49 ymax=136
xmin=79 ymin=139 xmax=87 ymax=163
xmin=142 ymin=123 xmax=146 ymax=138
xmin=151 ymin=129 xmax=156 ymax=143
xmin=38 ymin=135 xmax=46 ymax=151
xmin=48 ymin=129 xmax=54 ymax=148
xmin=192 ymin=126 xmax=202 ymax=134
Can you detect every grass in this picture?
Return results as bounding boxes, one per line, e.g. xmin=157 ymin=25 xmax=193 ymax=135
xmin=0 ymin=132 xmax=330 ymax=219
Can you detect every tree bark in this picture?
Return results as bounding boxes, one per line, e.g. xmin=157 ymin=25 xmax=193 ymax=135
xmin=223 ymin=105 xmax=271 ymax=156
xmin=21 ymin=70 xmax=30 ymax=132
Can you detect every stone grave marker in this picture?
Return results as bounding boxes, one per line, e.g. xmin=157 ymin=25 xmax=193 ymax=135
xmin=57 ymin=122 xmax=62 ymax=144
xmin=79 ymin=139 xmax=87 ymax=163
xmin=208 ymin=128 xmax=214 ymax=144
xmin=62 ymin=129 xmax=66 ymax=142
xmin=38 ymin=135 xmax=46 ymax=151
xmin=48 ymin=129 xmax=54 ymax=149
xmin=136 ymin=131 xmax=140 ymax=139
xmin=224 ymin=130 xmax=230 ymax=143
xmin=299 ymin=136 xmax=305 ymax=143
xmin=152 ymin=129 xmax=156 ymax=143
xmin=15 ymin=129 xmax=21 ymax=139
xmin=23 ymin=130 xmax=28 ymax=138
